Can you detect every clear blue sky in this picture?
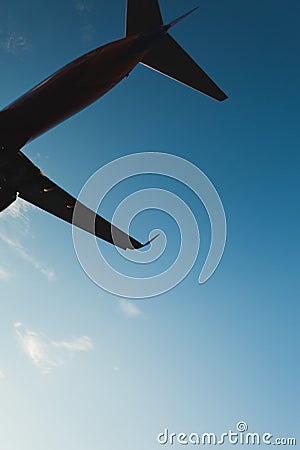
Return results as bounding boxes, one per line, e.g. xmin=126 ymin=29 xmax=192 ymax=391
xmin=0 ymin=1 xmax=299 ymax=449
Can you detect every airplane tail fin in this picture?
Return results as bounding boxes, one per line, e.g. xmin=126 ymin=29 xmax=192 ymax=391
xmin=126 ymin=1 xmax=227 ymax=101
xmin=126 ymin=0 xmax=163 ymax=36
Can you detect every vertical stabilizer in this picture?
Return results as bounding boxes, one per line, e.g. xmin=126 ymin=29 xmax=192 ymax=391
xmin=126 ymin=0 xmax=163 ymax=36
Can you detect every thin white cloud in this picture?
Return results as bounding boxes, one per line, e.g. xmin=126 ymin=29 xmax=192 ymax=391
xmin=1 ymin=197 xmax=32 ymax=234
xmin=74 ymin=0 xmax=92 ymax=12
xmin=0 ymin=31 xmax=30 ymax=55
xmin=0 ymin=370 xmax=5 ymax=380
xmin=118 ymin=300 xmax=143 ymax=319
xmin=0 ymin=231 xmax=55 ymax=281
xmin=15 ymin=323 xmax=94 ymax=374
xmin=52 ymin=336 xmax=93 ymax=351
xmin=15 ymin=323 xmax=62 ymax=374
xmin=2 ymin=197 xmax=30 ymax=218
xmin=80 ymin=24 xmax=95 ymax=41
xmin=0 ymin=266 xmax=13 ymax=281
xmin=0 ymin=198 xmax=55 ymax=281
xmin=40 ymin=267 xmax=55 ymax=281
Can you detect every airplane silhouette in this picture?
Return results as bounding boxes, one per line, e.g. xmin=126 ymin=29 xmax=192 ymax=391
xmin=0 ymin=0 xmax=227 ymax=250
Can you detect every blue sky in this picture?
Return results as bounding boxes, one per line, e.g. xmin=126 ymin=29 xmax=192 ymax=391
xmin=0 ymin=1 xmax=299 ymax=449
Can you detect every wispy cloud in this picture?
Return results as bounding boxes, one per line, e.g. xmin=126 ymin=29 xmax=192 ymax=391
xmin=1 ymin=197 xmax=32 ymax=234
xmin=15 ymin=323 xmax=93 ymax=374
xmin=0 ymin=231 xmax=55 ymax=281
xmin=72 ymin=0 xmax=95 ymax=41
xmin=0 ymin=370 xmax=5 ymax=380
xmin=0 ymin=31 xmax=30 ymax=55
xmin=0 ymin=266 xmax=13 ymax=281
xmin=15 ymin=323 xmax=62 ymax=374
xmin=0 ymin=198 xmax=55 ymax=281
xmin=74 ymin=0 xmax=92 ymax=12
xmin=80 ymin=24 xmax=95 ymax=41
xmin=118 ymin=300 xmax=143 ymax=319
xmin=52 ymin=336 xmax=93 ymax=351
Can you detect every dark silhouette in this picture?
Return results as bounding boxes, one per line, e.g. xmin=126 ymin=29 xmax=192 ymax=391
xmin=0 ymin=0 xmax=227 ymax=250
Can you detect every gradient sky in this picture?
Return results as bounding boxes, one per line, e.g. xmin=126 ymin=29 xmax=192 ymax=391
xmin=0 ymin=1 xmax=299 ymax=449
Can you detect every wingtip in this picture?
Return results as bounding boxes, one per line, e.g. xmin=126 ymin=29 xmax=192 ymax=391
xmin=130 ymin=233 xmax=160 ymax=250
xmin=147 ymin=233 xmax=160 ymax=245
xmin=140 ymin=233 xmax=160 ymax=249
xmin=218 ymin=93 xmax=228 ymax=102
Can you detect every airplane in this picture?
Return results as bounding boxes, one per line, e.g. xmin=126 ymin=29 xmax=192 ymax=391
xmin=0 ymin=0 xmax=227 ymax=251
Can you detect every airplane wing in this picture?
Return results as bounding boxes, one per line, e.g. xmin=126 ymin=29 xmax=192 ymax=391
xmin=141 ymin=34 xmax=227 ymax=101
xmin=17 ymin=170 xmax=149 ymax=250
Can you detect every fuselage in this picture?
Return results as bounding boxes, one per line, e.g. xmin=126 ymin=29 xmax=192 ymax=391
xmin=0 ymin=28 xmax=167 ymax=211
xmin=1 ymin=28 xmax=166 ymax=152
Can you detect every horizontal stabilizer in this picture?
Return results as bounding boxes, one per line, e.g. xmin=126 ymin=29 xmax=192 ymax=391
xmin=141 ymin=34 xmax=227 ymax=101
